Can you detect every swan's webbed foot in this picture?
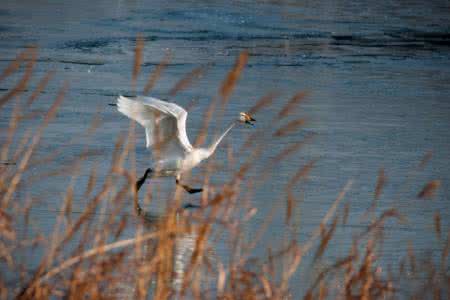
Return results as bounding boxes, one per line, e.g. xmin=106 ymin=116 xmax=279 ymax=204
xmin=182 ymin=203 xmax=202 ymax=209
xmin=175 ymin=178 xmax=203 ymax=194
xmin=185 ymin=187 xmax=203 ymax=194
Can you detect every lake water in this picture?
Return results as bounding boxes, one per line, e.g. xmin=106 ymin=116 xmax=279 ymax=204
xmin=1 ymin=0 xmax=449 ymax=297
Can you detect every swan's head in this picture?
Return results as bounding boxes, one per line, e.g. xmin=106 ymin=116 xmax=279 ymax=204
xmin=239 ymin=112 xmax=256 ymax=126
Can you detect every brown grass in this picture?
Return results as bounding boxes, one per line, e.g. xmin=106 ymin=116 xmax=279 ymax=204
xmin=132 ymin=35 xmax=144 ymax=87
xmin=417 ymin=180 xmax=441 ymax=199
xmin=143 ymin=51 xmax=171 ymax=95
xmin=169 ymin=63 xmax=212 ymax=97
xmin=247 ymin=91 xmax=279 ymax=115
xmin=0 ymin=47 xmax=37 ymax=109
xmin=374 ymin=168 xmax=386 ymax=201
xmin=219 ymin=50 xmax=248 ymax=104
xmin=0 ymin=42 xmax=448 ymax=300
xmin=277 ymin=90 xmax=308 ymax=120
xmin=273 ymin=118 xmax=306 ymax=137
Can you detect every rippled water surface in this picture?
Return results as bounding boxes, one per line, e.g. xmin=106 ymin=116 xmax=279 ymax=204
xmin=1 ymin=0 xmax=449 ymax=297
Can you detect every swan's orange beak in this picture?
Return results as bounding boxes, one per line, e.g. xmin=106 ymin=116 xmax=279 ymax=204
xmin=239 ymin=112 xmax=256 ymax=126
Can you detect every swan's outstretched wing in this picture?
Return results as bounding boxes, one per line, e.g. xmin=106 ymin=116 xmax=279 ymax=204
xmin=117 ymin=95 xmax=193 ymax=158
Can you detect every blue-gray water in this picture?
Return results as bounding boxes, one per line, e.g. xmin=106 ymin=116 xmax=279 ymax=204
xmin=1 ymin=0 xmax=449 ymax=297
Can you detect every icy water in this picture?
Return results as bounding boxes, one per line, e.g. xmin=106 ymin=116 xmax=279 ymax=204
xmin=1 ymin=0 xmax=450 ymax=297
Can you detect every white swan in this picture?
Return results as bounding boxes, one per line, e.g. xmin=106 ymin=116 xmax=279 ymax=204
xmin=117 ymin=95 xmax=255 ymax=193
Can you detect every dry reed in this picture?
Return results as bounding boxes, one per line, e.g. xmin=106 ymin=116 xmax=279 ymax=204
xmin=0 ymin=42 xmax=447 ymax=300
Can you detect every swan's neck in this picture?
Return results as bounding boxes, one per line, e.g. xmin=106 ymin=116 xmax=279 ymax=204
xmin=182 ymin=122 xmax=235 ymax=171
xmin=207 ymin=122 xmax=236 ymax=156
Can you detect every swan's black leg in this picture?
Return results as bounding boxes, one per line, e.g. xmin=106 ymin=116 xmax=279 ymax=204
xmin=135 ymin=168 xmax=153 ymax=191
xmin=175 ymin=178 xmax=203 ymax=194
xmin=134 ymin=168 xmax=153 ymax=216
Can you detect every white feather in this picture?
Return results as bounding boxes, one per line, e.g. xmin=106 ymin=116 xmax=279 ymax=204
xmin=117 ymin=95 xmax=235 ymax=176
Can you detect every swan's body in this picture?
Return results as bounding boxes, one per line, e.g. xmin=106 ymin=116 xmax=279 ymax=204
xmin=117 ymin=95 xmax=251 ymax=192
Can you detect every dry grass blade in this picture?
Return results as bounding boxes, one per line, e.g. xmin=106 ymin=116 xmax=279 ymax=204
xmin=219 ymin=50 xmax=248 ymax=104
xmin=374 ymin=168 xmax=386 ymax=200
xmin=237 ymin=193 xmax=279 ymax=267
xmin=258 ymin=275 xmax=273 ymax=298
xmin=285 ymin=159 xmax=318 ymax=222
xmin=360 ymin=209 xmax=404 ymax=239
xmin=217 ymin=262 xmax=226 ymax=296
xmin=193 ymin=52 xmax=249 ymax=149
xmin=52 ymin=172 xmax=112 ymax=252
xmin=132 ymin=35 xmax=144 ymax=85
xmin=309 ymin=254 xmax=356 ymax=292
xmin=442 ymin=231 xmax=450 ymax=266
xmin=273 ymin=118 xmax=305 ymax=137
xmin=2 ymin=47 xmax=448 ymax=300
xmin=280 ymin=244 xmax=302 ymax=293
xmin=9 ymin=127 xmax=31 ymax=175
xmin=26 ymin=70 xmax=55 ymax=106
xmin=1 ymin=82 xmax=66 ymax=208
xmin=433 ymin=212 xmax=441 ymax=240
xmin=0 ymin=48 xmax=30 ymax=83
xmin=407 ymin=242 xmax=416 ymax=274
xmin=84 ymin=164 xmax=98 ymax=197
xmin=362 ymin=168 xmax=387 ymax=221
xmin=286 ymin=192 xmax=296 ymax=224
xmin=169 ymin=63 xmax=212 ymax=96
xmin=240 ymin=127 xmax=264 ymax=152
xmin=25 ymin=111 xmax=104 ymax=170
xmin=143 ymin=51 xmax=171 ymax=94
xmin=417 ymin=180 xmax=441 ymax=199
xmin=418 ymin=151 xmax=433 ymax=170
xmin=0 ymin=47 xmax=37 ymax=109
xmin=302 ymin=180 xmax=353 ymax=254
xmin=22 ymin=231 xmax=160 ymax=296
xmin=25 ymin=150 xmax=104 ymax=186
xmin=0 ymin=208 xmax=15 ymax=241
xmin=194 ymin=95 xmax=216 ymax=147
xmin=277 ymin=91 xmax=308 ymax=120
xmin=86 ymin=109 xmax=102 ymax=135
xmin=271 ymin=133 xmax=315 ymax=164
xmin=287 ymin=159 xmax=318 ymax=191
xmin=314 ymin=216 xmax=338 ymax=262
xmin=0 ymin=103 xmax=21 ymax=164
xmin=342 ymin=202 xmax=350 ymax=225
xmin=247 ymin=91 xmax=279 ymax=115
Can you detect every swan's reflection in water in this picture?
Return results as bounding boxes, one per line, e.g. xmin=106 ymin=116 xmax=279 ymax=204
xmin=116 ymin=193 xmax=209 ymax=299
xmin=173 ymin=230 xmax=197 ymax=293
